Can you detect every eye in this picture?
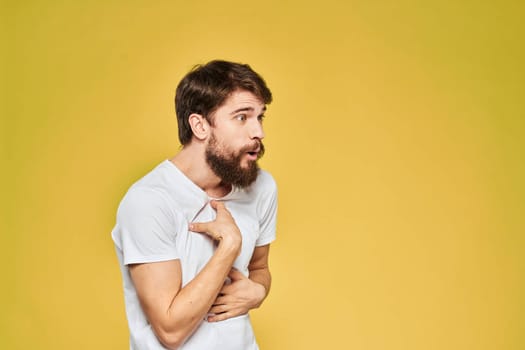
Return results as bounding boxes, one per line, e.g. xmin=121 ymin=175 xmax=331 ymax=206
xmin=235 ymin=114 xmax=247 ymax=121
xmin=257 ymin=114 xmax=266 ymax=122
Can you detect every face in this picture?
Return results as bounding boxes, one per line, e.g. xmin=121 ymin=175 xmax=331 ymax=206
xmin=205 ymin=90 xmax=267 ymax=188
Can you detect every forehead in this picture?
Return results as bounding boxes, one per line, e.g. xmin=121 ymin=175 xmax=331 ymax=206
xmin=218 ymin=90 xmax=265 ymax=112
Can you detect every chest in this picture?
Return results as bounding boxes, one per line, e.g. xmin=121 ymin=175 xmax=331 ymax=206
xmin=174 ymin=201 xmax=260 ymax=286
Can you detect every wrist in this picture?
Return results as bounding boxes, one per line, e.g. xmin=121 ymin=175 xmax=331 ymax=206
xmin=217 ymin=235 xmax=242 ymax=255
xmin=251 ymin=281 xmax=267 ymax=308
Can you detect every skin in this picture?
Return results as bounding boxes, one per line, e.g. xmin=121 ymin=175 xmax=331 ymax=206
xmin=128 ymin=90 xmax=272 ymax=349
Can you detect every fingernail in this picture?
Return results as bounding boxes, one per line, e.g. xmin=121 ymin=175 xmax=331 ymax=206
xmin=189 ymin=224 xmax=193 ymax=230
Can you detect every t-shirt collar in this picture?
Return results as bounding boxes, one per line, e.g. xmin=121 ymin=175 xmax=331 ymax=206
xmin=162 ymin=159 xmax=244 ymax=221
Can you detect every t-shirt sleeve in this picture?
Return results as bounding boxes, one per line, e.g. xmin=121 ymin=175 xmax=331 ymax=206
xmin=116 ymin=188 xmax=180 ymax=265
xmin=256 ymin=177 xmax=278 ymax=246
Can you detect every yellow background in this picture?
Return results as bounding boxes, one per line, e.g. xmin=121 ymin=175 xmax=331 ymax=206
xmin=3 ymin=1 xmax=524 ymax=349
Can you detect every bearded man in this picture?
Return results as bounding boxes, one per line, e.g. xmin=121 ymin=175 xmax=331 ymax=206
xmin=111 ymin=60 xmax=277 ymax=350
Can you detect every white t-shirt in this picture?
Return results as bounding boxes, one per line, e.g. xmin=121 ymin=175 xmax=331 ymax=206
xmin=112 ymin=160 xmax=278 ymax=350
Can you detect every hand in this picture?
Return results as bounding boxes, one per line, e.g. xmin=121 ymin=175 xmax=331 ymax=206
xmin=189 ymin=200 xmax=242 ymax=251
xmin=207 ymin=268 xmax=266 ymax=322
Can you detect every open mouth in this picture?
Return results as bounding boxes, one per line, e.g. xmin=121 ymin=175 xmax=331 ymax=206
xmin=243 ymin=142 xmax=263 ymax=160
xmin=245 ymin=148 xmax=260 ymax=160
xmin=245 ymin=151 xmax=258 ymax=161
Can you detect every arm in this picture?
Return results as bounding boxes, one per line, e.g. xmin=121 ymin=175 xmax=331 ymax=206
xmin=247 ymin=244 xmax=272 ymax=303
xmin=207 ymin=244 xmax=272 ymax=322
xmin=207 ymin=172 xmax=278 ymax=322
xmin=129 ymin=201 xmax=241 ymax=350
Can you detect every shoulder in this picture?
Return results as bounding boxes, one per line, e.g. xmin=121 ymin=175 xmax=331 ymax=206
xmin=239 ymin=169 xmax=277 ymax=203
xmin=117 ymin=162 xmax=178 ymax=221
xmin=232 ymin=169 xmax=277 ymax=209
xmin=247 ymin=169 xmax=278 ymax=215
xmin=131 ymin=160 xmax=175 ymax=191
xmin=117 ymin=186 xmax=172 ymax=222
xmin=252 ymin=169 xmax=277 ymax=192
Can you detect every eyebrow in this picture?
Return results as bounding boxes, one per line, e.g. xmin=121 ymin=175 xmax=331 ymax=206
xmin=230 ymin=106 xmax=267 ymax=115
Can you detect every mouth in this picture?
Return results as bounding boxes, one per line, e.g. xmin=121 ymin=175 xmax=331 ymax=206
xmin=245 ymin=150 xmax=259 ymax=160
xmin=242 ymin=142 xmax=264 ymax=161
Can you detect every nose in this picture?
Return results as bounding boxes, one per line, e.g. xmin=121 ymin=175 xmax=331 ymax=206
xmin=250 ymin=119 xmax=265 ymax=140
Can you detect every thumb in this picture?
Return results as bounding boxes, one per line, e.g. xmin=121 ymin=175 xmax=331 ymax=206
xmin=210 ymin=200 xmax=231 ymax=217
xmin=209 ymin=200 xmax=225 ymax=210
xmin=189 ymin=221 xmax=210 ymax=234
xmin=228 ymin=268 xmax=246 ymax=281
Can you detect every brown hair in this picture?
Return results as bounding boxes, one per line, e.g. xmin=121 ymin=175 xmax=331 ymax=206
xmin=175 ymin=60 xmax=273 ymax=145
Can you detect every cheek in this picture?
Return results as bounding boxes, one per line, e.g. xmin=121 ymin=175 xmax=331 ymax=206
xmin=212 ymin=130 xmax=246 ymax=153
xmin=215 ymin=140 xmax=241 ymax=156
xmin=219 ymin=137 xmax=243 ymax=151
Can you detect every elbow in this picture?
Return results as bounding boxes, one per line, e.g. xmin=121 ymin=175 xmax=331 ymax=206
xmin=154 ymin=327 xmax=185 ymax=350
xmin=158 ymin=333 xmax=183 ymax=350
xmin=150 ymin=308 xmax=202 ymax=349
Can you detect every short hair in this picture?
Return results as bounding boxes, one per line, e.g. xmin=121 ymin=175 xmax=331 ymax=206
xmin=175 ymin=60 xmax=273 ymax=145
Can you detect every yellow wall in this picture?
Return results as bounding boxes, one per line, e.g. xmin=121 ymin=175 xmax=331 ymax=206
xmin=3 ymin=1 xmax=524 ymax=349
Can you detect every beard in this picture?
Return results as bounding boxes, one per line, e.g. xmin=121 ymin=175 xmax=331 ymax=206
xmin=205 ymin=133 xmax=265 ymax=189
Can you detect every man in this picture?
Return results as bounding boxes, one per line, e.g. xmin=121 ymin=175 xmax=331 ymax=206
xmin=111 ymin=60 xmax=278 ymax=350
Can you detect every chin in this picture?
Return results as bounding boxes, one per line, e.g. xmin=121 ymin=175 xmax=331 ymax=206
xmin=241 ymin=161 xmax=255 ymax=169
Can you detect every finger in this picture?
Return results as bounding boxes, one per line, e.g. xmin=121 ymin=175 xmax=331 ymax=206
xmin=212 ymin=295 xmax=231 ymax=305
xmin=211 ymin=200 xmax=232 ymax=217
xmin=209 ymin=304 xmax=229 ymax=314
xmin=209 ymin=200 xmax=225 ymax=211
xmin=228 ymin=268 xmax=246 ymax=281
xmin=208 ymin=311 xmax=239 ymax=323
xmin=217 ymin=283 xmax=231 ymax=296
xmin=219 ymin=284 xmax=233 ymax=295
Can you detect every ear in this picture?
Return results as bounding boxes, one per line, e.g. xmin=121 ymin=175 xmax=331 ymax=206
xmin=188 ymin=113 xmax=210 ymax=141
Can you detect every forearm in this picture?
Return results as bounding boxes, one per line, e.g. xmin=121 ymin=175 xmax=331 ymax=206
xmin=130 ymin=200 xmax=243 ymax=349
xmin=156 ymin=244 xmax=238 ymax=348
xmin=248 ymin=267 xmax=271 ymax=307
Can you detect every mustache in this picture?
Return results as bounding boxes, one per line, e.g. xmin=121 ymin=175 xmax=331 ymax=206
xmin=240 ymin=141 xmax=265 ymax=158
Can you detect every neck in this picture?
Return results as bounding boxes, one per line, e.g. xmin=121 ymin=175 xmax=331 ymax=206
xmin=169 ymin=144 xmax=231 ymax=198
